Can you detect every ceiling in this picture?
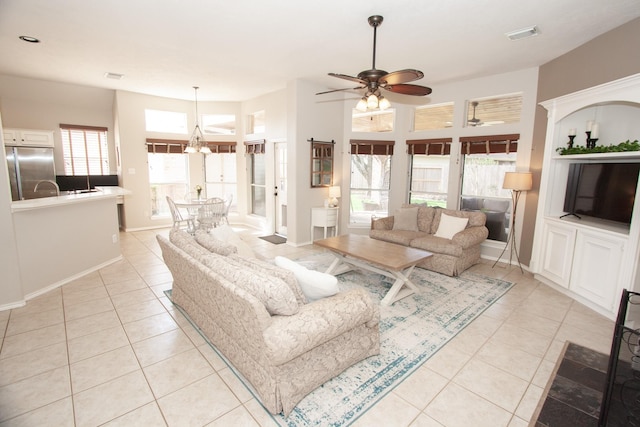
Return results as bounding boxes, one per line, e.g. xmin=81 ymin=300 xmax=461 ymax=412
xmin=0 ymin=0 xmax=639 ymax=102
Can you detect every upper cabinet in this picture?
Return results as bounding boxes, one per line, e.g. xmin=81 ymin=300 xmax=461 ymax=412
xmin=3 ymin=128 xmax=54 ymax=147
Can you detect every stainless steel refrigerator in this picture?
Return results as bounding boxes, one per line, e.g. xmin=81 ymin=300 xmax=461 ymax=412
xmin=5 ymin=146 xmax=56 ymax=200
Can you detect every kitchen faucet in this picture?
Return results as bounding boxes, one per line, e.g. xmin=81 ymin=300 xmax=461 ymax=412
xmin=34 ymin=179 xmax=60 ymax=196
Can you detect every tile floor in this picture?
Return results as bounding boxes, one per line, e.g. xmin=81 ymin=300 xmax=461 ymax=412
xmin=0 ymin=227 xmax=616 ymax=427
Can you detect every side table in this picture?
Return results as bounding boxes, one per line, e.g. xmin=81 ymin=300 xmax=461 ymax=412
xmin=311 ymin=207 xmax=339 ymax=240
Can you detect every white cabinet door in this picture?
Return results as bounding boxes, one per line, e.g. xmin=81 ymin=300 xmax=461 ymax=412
xmin=3 ymin=128 xmax=54 ymax=147
xmin=540 ymin=222 xmax=576 ymax=287
xmin=570 ymin=230 xmax=625 ymax=311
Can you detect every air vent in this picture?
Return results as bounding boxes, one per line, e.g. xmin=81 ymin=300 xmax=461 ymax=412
xmin=104 ymin=72 xmax=124 ymax=80
xmin=505 ymin=26 xmax=540 ymax=41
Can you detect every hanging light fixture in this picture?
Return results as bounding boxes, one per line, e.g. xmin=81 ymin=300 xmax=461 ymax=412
xmin=355 ymin=89 xmax=391 ymax=112
xmin=185 ymin=86 xmax=211 ymax=154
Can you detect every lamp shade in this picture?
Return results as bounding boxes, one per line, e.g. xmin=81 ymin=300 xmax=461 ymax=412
xmin=329 ymin=186 xmax=341 ymax=198
xmin=503 ymin=172 xmax=532 ymax=191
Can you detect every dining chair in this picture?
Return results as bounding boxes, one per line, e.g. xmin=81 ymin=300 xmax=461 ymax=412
xmin=221 ymin=194 xmax=233 ymax=224
xmin=166 ymin=196 xmax=195 ymax=234
xmin=197 ymin=197 xmax=226 ymax=231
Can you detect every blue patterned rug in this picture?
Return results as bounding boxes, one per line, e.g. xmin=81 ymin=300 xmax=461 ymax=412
xmin=166 ymin=254 xmax=513 ymax=426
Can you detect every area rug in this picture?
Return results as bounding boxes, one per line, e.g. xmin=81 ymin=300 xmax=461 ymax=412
xmin=166 ymin=253 xmax=513 ymax=426
xmin=259 ymin=234 xmax=287 ymax=244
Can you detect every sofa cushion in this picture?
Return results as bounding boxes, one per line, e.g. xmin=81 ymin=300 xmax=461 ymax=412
xmin=392 ymin=207 xmax=419 ymax=231
xmin=229 ymin=254 xmax=307 ymax=305
xmin=410 ymin=235 xmax=464 ymax=257
xmin=199 ymin=255 xmax=299 ymax=316
xmin=209 ymin=225 xmax=256 ymax=258
xmin=275 ymin=256 xmax=339 ymax=302
xmin=430 ymin=208 xmax=485 ymax=234
xmin=169 ymin=229 xmax=211 ymax=258
xmin=195 ymin=230 xmax=238 ymax=256
xmin=369 ymin=229 xmax=425 ymax=246
xmin=434 ymin=213 xmax=469 ymax=239
xmin=401 ymin=204 xmax=436 ymax=233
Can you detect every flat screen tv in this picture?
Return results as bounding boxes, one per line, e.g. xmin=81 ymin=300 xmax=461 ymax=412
xmin=563 ymin=162 xmax=640 ymax=225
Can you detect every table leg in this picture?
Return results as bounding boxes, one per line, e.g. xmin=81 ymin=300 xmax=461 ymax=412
xmin=380 ymin=265 xmax=421 ymax=306
xmin=324 ymin=253 xmax=353 ymax=275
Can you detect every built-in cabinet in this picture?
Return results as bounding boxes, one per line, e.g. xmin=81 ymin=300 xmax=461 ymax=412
xmin=3 ymin=128 xmax=54 ymax=147
xmin=531 ymin=73 xmax=640 ymax=319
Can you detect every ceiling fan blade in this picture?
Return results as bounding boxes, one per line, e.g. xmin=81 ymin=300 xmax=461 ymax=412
xmin=383 ymin=84 xmax=432 ymax=96
xmin=328 ymin=73 xmax=368 ymax=85
xmin=315 ymin=86 xmax=364 ymax=95
xmin=379 ymin=69 xmax=424 ymax=85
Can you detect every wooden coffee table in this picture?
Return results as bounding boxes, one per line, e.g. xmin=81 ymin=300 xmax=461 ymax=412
xmin=314 ymin=234 xmax=433 ymax=306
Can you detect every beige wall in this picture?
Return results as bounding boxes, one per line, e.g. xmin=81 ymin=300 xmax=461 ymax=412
xmin=521 ymin=17 xmax=640 ymax=265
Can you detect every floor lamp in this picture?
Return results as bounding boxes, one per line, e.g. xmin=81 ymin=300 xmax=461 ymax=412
xmin=492 ymin=171 xmax=532 ymax=273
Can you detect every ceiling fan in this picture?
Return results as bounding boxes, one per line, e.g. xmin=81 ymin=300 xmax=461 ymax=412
xmin=468 ymin=101 xmax=483 ymax=127
xmin=316 ymin=15 xmax=432 ymax=110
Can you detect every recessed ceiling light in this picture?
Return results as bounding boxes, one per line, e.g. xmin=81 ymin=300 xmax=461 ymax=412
xmin=19 ymin=35 xmax=40 ymax=43
xmin=104 ymin=72 xmax=124 ymax=80
xmin=505 ymin=26 xmax=540 ymax=41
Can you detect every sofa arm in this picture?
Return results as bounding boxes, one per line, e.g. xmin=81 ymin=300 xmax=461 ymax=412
xmin=451 ymin=226 xmax=489 ymax=249
xmin=371 ymin=215 xmax=394 ymax=230
xmin=263 ymin=287 xmax=379 ymax=365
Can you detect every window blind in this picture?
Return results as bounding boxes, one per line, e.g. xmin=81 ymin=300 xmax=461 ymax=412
xmin=349 ymin=139 xmax=395 ymax=155
xmin=60 ymin=124 xmax=109 ymax=175
xmin=406 ymin=138 xmax=452 ymax=155
xmin=146 ymin=139 xmax=236 ymax=154
xmin=244 ymin=139 xmax=266 ymax=154
xmin=459 ymin=134 xmax=520 ymax=154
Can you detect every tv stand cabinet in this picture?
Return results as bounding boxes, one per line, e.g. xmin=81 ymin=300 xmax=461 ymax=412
xmin=531 ymin=73 xmax=640 ymax=319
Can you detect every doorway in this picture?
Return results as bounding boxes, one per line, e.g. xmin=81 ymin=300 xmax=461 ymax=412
xmin=274 ymin=142 xmax=287 ymax=236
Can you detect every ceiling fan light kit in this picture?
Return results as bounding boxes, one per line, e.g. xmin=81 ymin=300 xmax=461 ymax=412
xmin=317 ymin=15 xmax=432 ymax=111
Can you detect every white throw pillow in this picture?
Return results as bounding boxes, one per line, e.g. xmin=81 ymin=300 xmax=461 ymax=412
xmin=434 ymin=213 xmax=469 ymax=239
xmin=392 ymin=207 xmax=419 ymax=231
xmin=274 ymin=256 xmax=339 ymax=302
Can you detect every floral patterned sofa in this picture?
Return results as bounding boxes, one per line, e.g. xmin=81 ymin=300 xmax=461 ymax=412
xmin=370 ymin=205 xmax=488 ymax=276
xmin=157 ymin=230 xmax=380 ymax=416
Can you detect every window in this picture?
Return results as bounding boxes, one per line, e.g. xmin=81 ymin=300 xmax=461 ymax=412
xmin=144 ymin=109 xmax=188 ymax=134
xmin=407 ymin=138 xmax=452 ymax=207
xmin=146 ymin=140 xmax=189 ymax=218
xmin=460 ymin=134 xmax=519 ymax=242
xmin=201 ymin=114 xmax=236 ymax=135
xmin=466 ymin=94 xmax=522 ymax=128
xmin=60 ymin=124 xmax=109 ymax=175
xmin=349 ymin=140 xmax=394 ymax=226
xmin=247 ymin=110 xmax=265 ymax=134
xmin=413 ymin=103 xmax=454 ymax=131
xmin=352 ymin=109 xmax=395 ymax=132
xmin=246 ymin=140 xmax=266 ymax=216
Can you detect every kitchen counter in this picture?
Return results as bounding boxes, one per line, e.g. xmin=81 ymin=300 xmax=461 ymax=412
xmin=10 ymin=187 xmax=127 ymax=302
xmin=11 ymin=186 xmax=131 ymax=212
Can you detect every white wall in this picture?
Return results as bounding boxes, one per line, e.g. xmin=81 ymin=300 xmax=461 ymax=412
xmin=0 ymin=75 xmax=115 ymax=174
xmin=287 ymin=79 xmax=344 ymax=245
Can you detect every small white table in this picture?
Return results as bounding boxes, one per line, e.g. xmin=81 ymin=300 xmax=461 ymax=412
xmin=311 ymin=207 xmax=339 ymax=240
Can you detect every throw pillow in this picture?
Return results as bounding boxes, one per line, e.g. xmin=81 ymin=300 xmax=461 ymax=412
xmin=434 ymin=213 xmax=469 ymax=239
xmin=210 ymin=225 xmax=256 ymax=258
xmin=392 ymin=207 xmax=419 ymax=231
xmin=199 ymin=255 xmax=299 ymax=316
xmin=228 ymin=254 xmax=307 ymax=305
xmin=274 ymin=256 xmax=339 ymax=302
xmin=194 ymin=230 xmax=237 ymax=256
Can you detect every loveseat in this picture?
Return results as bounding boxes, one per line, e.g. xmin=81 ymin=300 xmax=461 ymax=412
xmin=370 ymin=205 xmax=488 ymax=276
xmin=157 ymin=229 xmax=380 ymax=416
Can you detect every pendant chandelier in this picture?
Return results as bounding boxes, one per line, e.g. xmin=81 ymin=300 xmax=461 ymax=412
xmin=184 ymin=86 xmax=211 ymax=154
